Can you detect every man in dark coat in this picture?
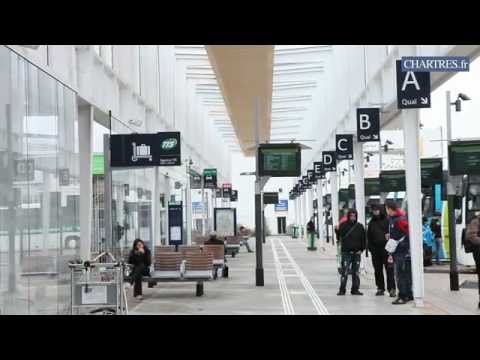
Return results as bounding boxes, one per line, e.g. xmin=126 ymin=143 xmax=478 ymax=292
xmin=337 ymin=209 xmax=366 ymax=296
xmin=367 ymin=204 xmax=396 ymax=297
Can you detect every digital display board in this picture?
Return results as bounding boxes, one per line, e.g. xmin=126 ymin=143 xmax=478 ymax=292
xmin=364 ymin=178 xmax=381 ymax=196
xmin=421 ymin=158 xmax=443 ymax=187
xmin=263 ymin=192 xmax=279 ymax=205
xmin=448 ymin=141 xmax=480 ymax=176
xmin=339 ymin=189 xmax=350 ymax=202
xmin=380 ymin=170 xmax=406 ymax=192
xmin=258 ymin=143 xmax=301 ymax=177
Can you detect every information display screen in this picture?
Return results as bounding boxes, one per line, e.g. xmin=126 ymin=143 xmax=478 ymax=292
xmin=258 ymin=144 xmax=301 ymax=177
xmin=380 ymin=170 xmax=406 ymax=192
xmin=339 ymin=189 xmax=350 ymax=202
xmin=449 ymin=141 xmax=480 ymax=176
xmin=421 ymin=158 xmax=443 ymax=187
xmin=364 ymin=178 xmax=381 ymax=196
xmin=263 ymin=192 xmax=279 ymax=205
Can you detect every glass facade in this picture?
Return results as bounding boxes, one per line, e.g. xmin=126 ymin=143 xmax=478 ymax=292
xmin=0 ymin=46 xmax=80 ymax=314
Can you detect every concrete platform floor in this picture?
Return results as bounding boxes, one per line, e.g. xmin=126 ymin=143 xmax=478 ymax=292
xmin=127 ymin=236 xmax=480 ymax=315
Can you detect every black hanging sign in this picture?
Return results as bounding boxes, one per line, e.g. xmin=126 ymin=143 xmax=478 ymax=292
xmin=203 ymin=168 xmax=217 ymax=189
xmin=357 ymin=108 xmax=380 ymax=142
xmin=230 ymin=190 xmax=238 ymax=202
xmin=322 ymin=151 xmax=337 ymax=172
xmin=396 ymin=60 xmax=431 ymax=109
xmin=336 ymin=134 xmax=354 ymax=161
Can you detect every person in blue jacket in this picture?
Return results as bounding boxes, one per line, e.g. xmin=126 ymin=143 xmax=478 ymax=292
xmin=422 ymin=217 xmax=434 ymax=267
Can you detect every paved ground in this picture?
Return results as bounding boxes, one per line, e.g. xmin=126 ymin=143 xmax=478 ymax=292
xmin=128 ymin=235 xmax=480 ymax=315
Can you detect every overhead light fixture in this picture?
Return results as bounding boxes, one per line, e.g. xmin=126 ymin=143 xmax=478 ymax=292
xmin=452 ymin=92 xmax=471 ymax=112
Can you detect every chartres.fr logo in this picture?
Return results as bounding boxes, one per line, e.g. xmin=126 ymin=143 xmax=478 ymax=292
xmin=161 ymin=138 xmax=177 ymax=150
xmin=131 ymin=142 xmax=152 ymax=162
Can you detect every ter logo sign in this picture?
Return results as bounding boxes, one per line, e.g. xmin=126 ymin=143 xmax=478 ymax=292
xmin=336 ymin=134 xmax=353 ymax=160
xmin=396 ymin=60 xmax=431 ymax=109
xmin=322 ymin=151 xmax=337 ymax=172
xmin=357 ymin=108 xmax=380 ymax=142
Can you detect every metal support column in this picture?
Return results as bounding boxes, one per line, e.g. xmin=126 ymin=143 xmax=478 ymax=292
xmin=402 ymin=109 xmax=425 ymax=307
xmin=254 ymin=97 xmax=264 ymax=286
xmin=103 ymin=134 xmax=113 ymax=254
xmin=185 ymin=159 xmax=192 ymax=245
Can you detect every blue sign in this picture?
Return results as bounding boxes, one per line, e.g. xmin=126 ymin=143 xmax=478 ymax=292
xmin=275 ymin=200 xmax=288 ymax=212
xmin=401 ymin=56 xmax=469 ymax=72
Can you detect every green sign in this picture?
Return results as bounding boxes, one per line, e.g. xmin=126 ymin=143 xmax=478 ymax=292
xmin=203 ymin=168 xmax=217 ymax=189
xmin=258 ymin=143 xmax=301 ymax=177
xmin=364 ymin=178 xmax=381 ymax=196
xmin=92 ymin=154 xmax=104 ymax=175
xmin=339 ymin=188 xmax=350 ymax=202
xmin=421 ymin=158 xmax=443 ymax=187
xmin=380 ymin=170 xmax=406 ymax=192
xmin=449 ymin=141 xmax=480 ymax=176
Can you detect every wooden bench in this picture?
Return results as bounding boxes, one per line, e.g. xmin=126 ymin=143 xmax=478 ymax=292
xmin=178 ymin=245 xmax=202 ymax=256
xmin=154 ymin=245 xmax=176 ymax=253
xmin=192 ymin=236 xmax=208 ymax=245
xmin=225 ymin=236 xmax=241 ymax=258
xmin=126 ymin=252 xmax=213 ymax=296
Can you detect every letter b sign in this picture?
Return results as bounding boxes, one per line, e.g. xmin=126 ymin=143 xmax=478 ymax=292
xmin=357 ymin=108 xmax=380 ymax=142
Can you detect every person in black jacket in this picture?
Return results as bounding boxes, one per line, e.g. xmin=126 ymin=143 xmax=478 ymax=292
xmin=127 ymin=239 xmax=152 ymax=300
xmin=337 ymin=209 xmax=366 ymax=296
xmin=367 ymin=204 xmax=396 ymax=297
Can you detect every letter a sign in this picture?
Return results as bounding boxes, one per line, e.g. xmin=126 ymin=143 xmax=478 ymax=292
xmin=357 ymin=108 xmax=380 ymax=142
xmin=336 ymin=135 xmax=353 ymax=161
xmin=396 ymin=60 xmax=431 ymax=109
xmin=322 ymin=151 xmax=337 ymax=172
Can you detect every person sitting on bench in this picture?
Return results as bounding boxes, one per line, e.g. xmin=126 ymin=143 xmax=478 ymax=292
xmin=205 ymin=231 xmax=225 ymax=245
xmin=127 ymin=238 xmax=152 ymax=300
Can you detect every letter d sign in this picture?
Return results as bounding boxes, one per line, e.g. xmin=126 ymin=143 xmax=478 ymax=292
xmin=322 ymin=151 xmax=337 ymax=172
xmin=357 ymin=108 xmax=380 ymax=142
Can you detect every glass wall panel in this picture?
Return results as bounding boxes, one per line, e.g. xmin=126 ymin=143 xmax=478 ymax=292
xmin=0 ymin=45 xmax=79 ymax=314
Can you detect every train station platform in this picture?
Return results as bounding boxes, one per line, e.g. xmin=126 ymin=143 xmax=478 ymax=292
xmin=127 ymin=236 xmax=480 ymax=315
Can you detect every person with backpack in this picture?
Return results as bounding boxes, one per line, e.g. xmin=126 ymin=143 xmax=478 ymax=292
xmin=306 ymin=216 xmax=316 ymax=250
xmin=367 ymin=204 xmax=396 ymax=297
xmin=385 ymin=201 xmax=413 ymax=305
xmin=465 ymin=211 xmax=480 ymax=310
xmin=423 ymin=217 xmax=434 ymax=267
xmin=337 ymin=209 xmax=366 ymax=296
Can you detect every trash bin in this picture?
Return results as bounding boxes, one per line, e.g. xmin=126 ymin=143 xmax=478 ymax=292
xmin=307 ymin=231 xmax=317 ymax=251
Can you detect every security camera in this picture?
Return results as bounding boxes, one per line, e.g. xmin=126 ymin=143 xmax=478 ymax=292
xmin=458 ymin=93 xmax=471 ymax=101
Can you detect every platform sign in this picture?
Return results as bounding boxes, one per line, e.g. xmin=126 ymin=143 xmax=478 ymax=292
xmin=357 ymin=108 xmax=380 ymax=142
xmin=258 ymin=143 xmax=301 ymax=177
xmin=203 ymin=168 xmax=217 ymax=189
xmin=214 ymin=208 xmax=237 ymax=237
xmin=364 ymin=178 xmax=381 ymax=196
xmin=307 ymin=170 xmax=316 ymax=183
xmin=324 ymin=194 xmax=332 ymax=207
xmin=190 ymin=169 xmax=202 ymax=189
xmin=222 ymin=183 xmax=232 ymax=198
xmin=275 ymin=200 xmax=288 ymax=212
xmin=110 ymin=132 xmax=181 ymax=167
xmin=230 ymin=190 xmax=238 ymax=202
xmin=313 ymin=161 xmax=325 ymax=180
xmin=168 ymin=201 xmax=183 ymax=245
xmin=396 ymin=60 xmax=431 ymax=109
xmin=421 ymin=158 xmax=443 ymax=187
xmin=322 ymin=151 xmax=337 ymax=172
xmin=448 ymin=141 xmax=480 ymax=176
xmin=336 ymin=134 xmax=354 ymax=160
xmin=215 ymin=188 xmax=222 ymax=198
xmin=302 ymin=175 xmax=312 ymax=189
xmin=380 ymin=170 xmax=406 ymax=192
xmin=263 ymin=192 xmax=279 ymax=205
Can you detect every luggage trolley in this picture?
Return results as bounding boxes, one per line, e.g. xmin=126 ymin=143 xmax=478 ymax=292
xmin=69 ymin=252 xmax=129 ymax=315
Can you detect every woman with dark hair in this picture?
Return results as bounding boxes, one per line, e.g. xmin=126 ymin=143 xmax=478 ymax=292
xmin=127 ymin=239 xmax=152 ymax=300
